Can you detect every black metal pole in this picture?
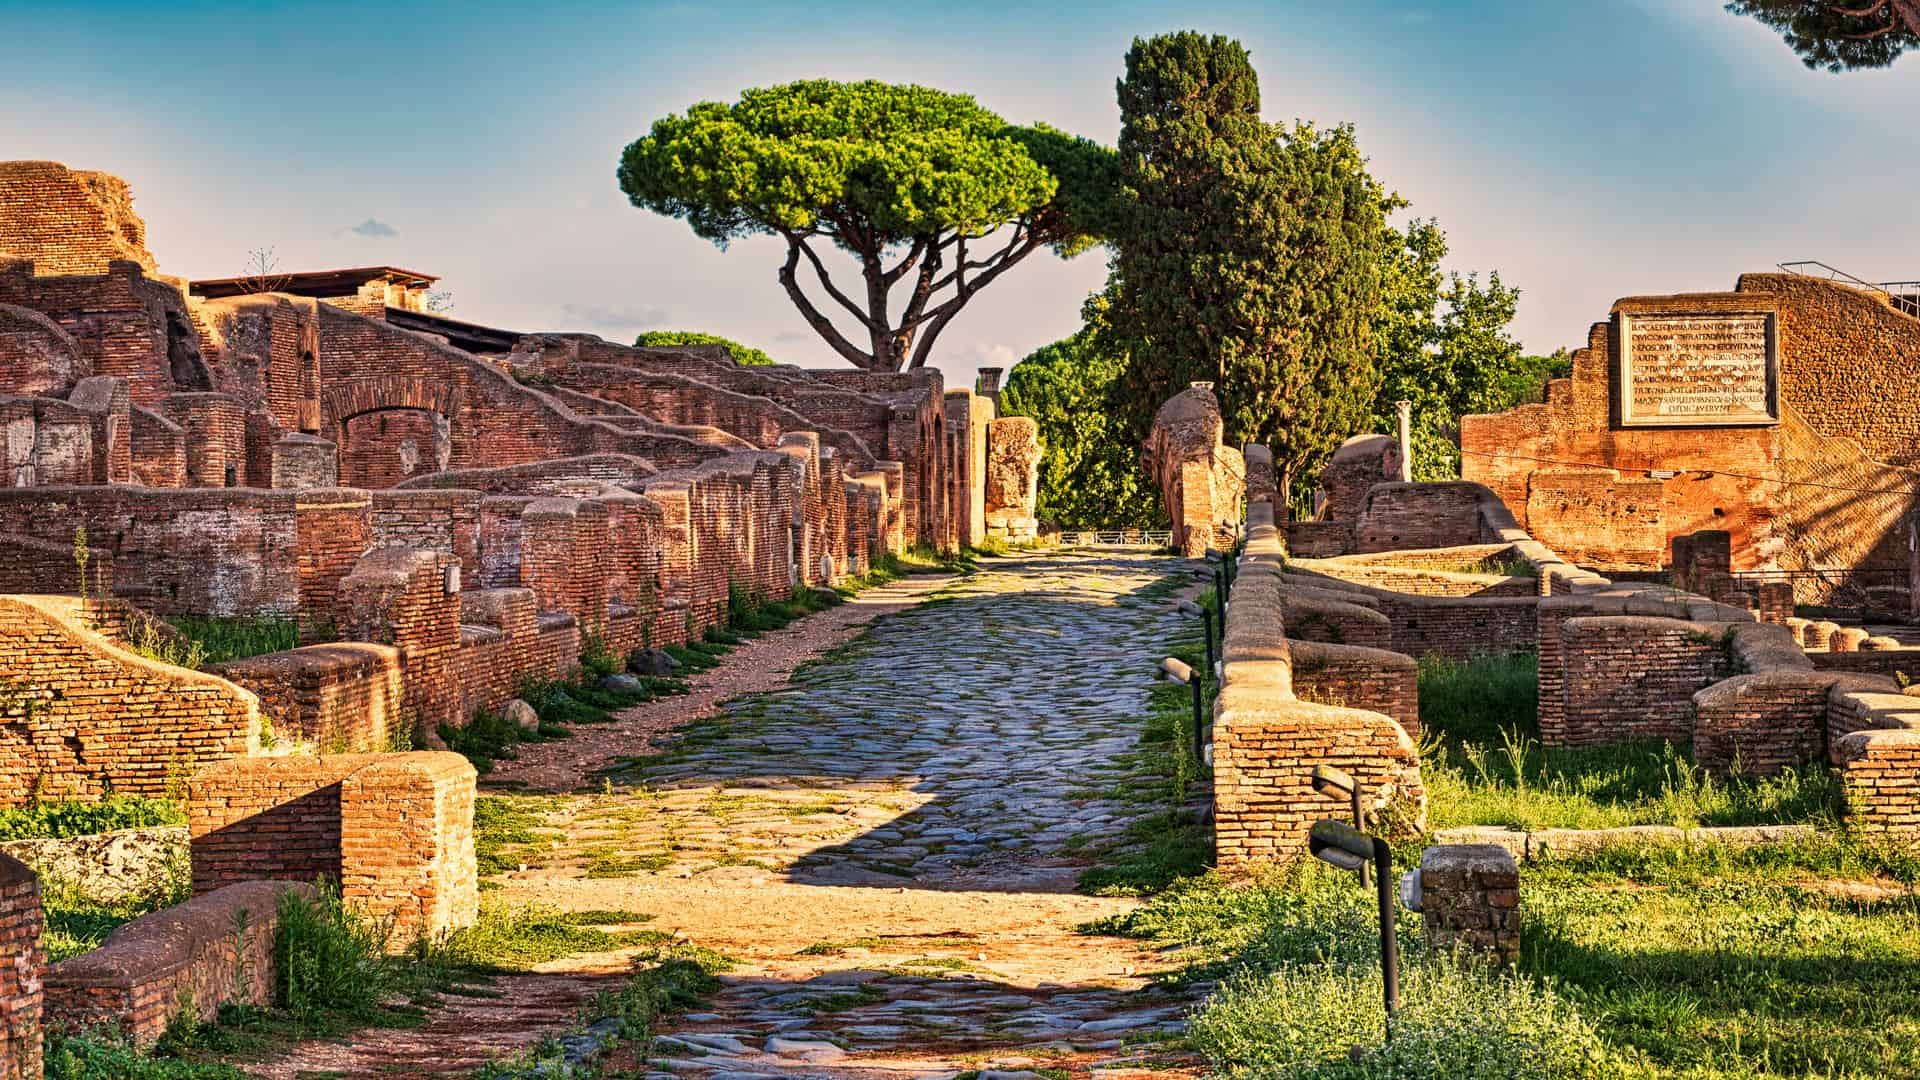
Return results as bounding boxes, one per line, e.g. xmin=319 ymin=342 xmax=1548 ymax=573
xmin=1189 ymin=671 xmax=1205 ymax=763
xmin=1351 ymin=787 xmax=1370 ymax=888
xmin=1201 ymin=607 xmax=1216 ymax=694
xmin=1373 ymin=836 xmax=1399 ymax=1037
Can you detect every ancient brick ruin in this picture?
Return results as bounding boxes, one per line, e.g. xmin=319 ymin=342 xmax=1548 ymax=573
xmin=1144 ymin=384 xmax=1245 ymax=558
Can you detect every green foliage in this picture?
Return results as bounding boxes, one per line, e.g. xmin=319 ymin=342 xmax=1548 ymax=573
xmin=41 ymin=850 xmax=192 ymax=962
xmin=1369 ymin=218 xmax=1540 ymax=481
xmin=619 ymin=79 xmax=1116 ymax=371
xmin=999 ymin=290 xmax=1163 ymax=529
xmin=44 ymin=1029 xmax=247 ymax=1080
xmin=1417 ymin=653 xmax=1845 ymax=831
xmin=445 ymin=898 xmax=662 ymax=972
xmin=1108 ymin=33 xmax=1392 ymax=503
xmin=274 ymin=881 xmax=396 ymax=1026
xmin=166 ymin=615 xmax=301 ymax=666
xmin=1728 ymin=0 xmax=1919 ymax=71
xmin=0 ymin=795 xmax=182 ymax=842
xmin=633 ymin=330 xmax=774 ymax=366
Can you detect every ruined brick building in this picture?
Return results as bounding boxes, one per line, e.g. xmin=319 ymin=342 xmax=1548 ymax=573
xmin=1460 ymin=273 xmax=1920 ymax=611
xmin=0 ymin=160 xmax=1041 ymax=805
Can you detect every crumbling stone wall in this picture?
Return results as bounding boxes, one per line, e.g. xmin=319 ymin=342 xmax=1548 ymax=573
xmin=188 ymin=752 xmax=477 ymax=945
xmin=43 ymin=880 xmax=310 ymax=1048
xmin=1317 ymin=434 xmax=1398 ymax=523
xmin=0 ymin=161 xmax=157 ymax=276
xmin=0 ymin=593 xmax=259 ymax=805
xmin=216 ymin=643 xmax=403 ymax=752
xmin=983 ymin=415 xmax=1040 ymax=542
xmin=1418 ymin=844 xmax=1520 ymax=964
xmin=1145 ymin=386 xmax=1245 ymax=558
xmin=0 ymin=852 xmax=41 ymax=1080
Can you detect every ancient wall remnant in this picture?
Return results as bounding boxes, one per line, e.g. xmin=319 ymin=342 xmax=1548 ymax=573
xmin=0 ymin=852 xmax=41 ymax=1080
xmin=0 ymin=161 xmax=157 ymax=276
xmin=983 ymin=414 xmax=1040 ymax=542
xmin=1418 ymin=844 xmax=1520 ymax=964
xmin=188 ymin=752 xmax=477 ymax=945
xmin=1144 ymin=386 xmax=1245 ymax=558
xmin=42 ymin=880 xmax=312 ymax=1047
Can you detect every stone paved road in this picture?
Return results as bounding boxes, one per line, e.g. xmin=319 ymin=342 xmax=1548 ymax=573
xmin=502 ymin=551 xmax=1206 ymax=1079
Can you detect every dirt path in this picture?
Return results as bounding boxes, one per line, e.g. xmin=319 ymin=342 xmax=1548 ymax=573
xmin=251 ymin=552 xmax=1203 ymax=1079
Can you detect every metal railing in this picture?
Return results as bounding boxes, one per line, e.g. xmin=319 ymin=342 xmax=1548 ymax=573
xmin=1056 ymin=529 xmax=1173 ymax=548
xmin=1776 ymin=261 xmax=1920 ymax=317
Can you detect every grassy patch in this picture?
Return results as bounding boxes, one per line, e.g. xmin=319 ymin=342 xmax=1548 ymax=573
xmin=445 ymin=899 xmax=664 ymax=971
xmin=473 ymin=795 xmax=566 ymax=878
xmin=1419 ymin=653 xmax=1844 ymax=831
xmin=169 ymin=615 xmax=303 ymax=665
xmin=41 ymin=854 xmax=192 ymax=963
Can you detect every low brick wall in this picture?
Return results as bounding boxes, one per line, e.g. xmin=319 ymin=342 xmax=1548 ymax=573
xmin=1556 ymin=616 xmax=1733 ymax=747
xmin=1280 ymin=521 xmax=1352 ymax=557
xmin=1834 ymin=729 xmax=1920 ymax=843
xmin=216 ymin=642 xmax=403 ymax=752
xmin=1288 ymin=640 xmax=1419 ymax=736
xmin=0 ymin=593 xmax=260 ymax=806
xmin=1278 ymin=592 xmax=1391 ymax=651
xmin=1418 ymin=844 xmax=1519 ymax=964
xmin=1811 ymin=648 xmax=1920 ymax=684
xmin=0 ymin=853 xmax=41 ymax=1080
xmin=1692 ymin=671 xmax=1842 ymax=775
xmin=1285 ymin=564 xmax=1539 ymax=662
xmin=1212 ymin=505 xmax=1426 ymax=868
xmin=43 ymin=880 xmax=311 ymax=1048
xmin=188 ymin=752 xmax=476 ymax=946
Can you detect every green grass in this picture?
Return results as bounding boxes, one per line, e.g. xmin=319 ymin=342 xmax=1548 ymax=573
xmin=443 ymin=660 xmax=690 ymax=775
xmin=167 ymin=615 xmax=303 ymax=666
xmin=473 ymin=795 xmax=562 ymax=878
xmin=444 ymin=899 xmax=664 ymax=971
xmin=1418 ymin=653 xmax=1844 ymax=831
xmin=41 ymin=853 xmax=192 ymax=962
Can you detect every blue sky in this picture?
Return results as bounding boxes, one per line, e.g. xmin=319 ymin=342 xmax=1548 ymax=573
xmin=4 ymin=0 xmax=1917 ymax=388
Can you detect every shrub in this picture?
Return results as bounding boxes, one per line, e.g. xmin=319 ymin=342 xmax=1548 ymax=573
xmin=274 ymin=882 xmax=394 ymax=1025
xmin=44 ymin=1029 xmax=247 ymax=1079
xmin=1192 ymin=955 xmax=1622 ymax=1079
xmin=0 ymin=795 xmax=182 ymax=842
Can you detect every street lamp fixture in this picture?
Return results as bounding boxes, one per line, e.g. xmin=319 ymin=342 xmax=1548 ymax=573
xmin=1310 ymin=764 xmax=1369 ymax=886
xmin=1309 ymin=818 xmax=1401 ymax=1036
xmin=1158 ymin=656 xmax=1206 ymax=763
xmin=1176 ymin=598 xmax=1216 ymax=686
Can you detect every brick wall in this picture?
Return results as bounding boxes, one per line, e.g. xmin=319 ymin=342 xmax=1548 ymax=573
xmin=1418 ymin=844 xmax=1520 ymax=965
xmin=1351 ymin=482 xmax=1485 ymax=553
xmin=1557 ymin=617 xmax=1731 ymax=746
xmin=215 ymin=643 xmax=402 ymax=752
xmin=0 ymin=593 xmax=259 ymax=805
xmin=0 ymin=529 xmax=110 ymax=596
xmin=188 ymin=752 xmax=477 ymax=945
xmin=1318 ymin=435 xmax=1397 ymax=523
xmin=43 ymin=880 xmax=310 ymax=1048
xmin=1834 ymin=729 xmax=1920 ymax=844
xmin=1692 ymin=670 xmax=1837 ymax=775
xmin=337 ymin=548 xmax=460 ymax=736
xmin=0 ymin=852 xmax=41 ymax=1080
xmin=0 ymin=161 xmax=156 ymax=275
xmin=1288 ymin=640 xmax=1419 ymax=736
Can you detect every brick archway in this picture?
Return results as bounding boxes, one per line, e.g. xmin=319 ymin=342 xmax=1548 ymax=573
xmin=320 ymin=375 xmax=462 ymax=439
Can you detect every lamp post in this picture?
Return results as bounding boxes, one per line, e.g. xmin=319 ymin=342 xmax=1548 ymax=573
xmin=1310 ymin=765 xmax=1369 ymax=887
xmin=1177 ymin=599 xmax=1216 ymax=687
xmin=1309 ymin=818 xmax=1400 ymax=1035
xmin=1159 ymin=657 xmax=1206 ymax=763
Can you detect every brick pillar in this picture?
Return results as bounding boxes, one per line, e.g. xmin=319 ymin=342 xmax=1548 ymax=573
xmin=338 ymin=548 xmax=460 ymax=735
xmin=340 ymin=753 xmax=478 ymax=945
xmin=1418 ymin=844 xmax=1520 ymax=964
xmin=521 ymin=497 xmax=611 ymax=640
xmin=0 ymin=853 xmax=43 ymax=1080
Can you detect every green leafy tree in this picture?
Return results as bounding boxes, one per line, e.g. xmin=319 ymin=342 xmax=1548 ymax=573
xmin=1728 ymin=0 xmax=1919 ymax=70
xmin=1000 ymin=290 xmax=1162 ymax=528
xmin=1109 ymin=33 xmax=1391 ymax=507
xmin=633 ymin=330 xmax=775 ymax=366
xmin=619 ymin=81 xmax=1118 ymax=372
xmin=1369 ymin=220 xmax=1557 ymax=480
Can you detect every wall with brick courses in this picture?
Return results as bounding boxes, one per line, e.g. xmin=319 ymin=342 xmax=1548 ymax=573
xmin=161 ymin=392 xmax=248 ymax=486
xmin=188 ymin=752 xmax=476 ymax=944
xmin=43 ymin=881 xmax=309 ymax=1048
xmin=1212 ymin=505 xmax=1426 ymax=868
xmin=0 ymin=258 xmax=208 ymax=408
xmin=1351 ymin=482 xmax=1486 ymax=553
xmin=1318 ymin=435 xmax=1397 ymax=523
xmin=130 ymin=405 xmax=185 ymax=487
xmin=1418 ymin=844 xmax=1520 ymax=964
xmin=337 ymin=548 xmax=460 ymax=736
xmin=0 ymin=593 xmax=259 ymax=805
xmin=0 ymin=529 xmax=111 ymax=596
xmin=1692 ymin=670 xmax=1841 ymax=775
xmin=215 ymin=643 xmax=402 ymax=752
xmin=0 ymin=852 xmax=41 ymax=1080
xmin=0 ymin=161 xmax=156 ymax=276
xmin=1287 ymin=640 xmax=1419 ymax=736
xmin=1557 ymin=617 xmax=1732 ymax=746
xmin=0 ymin=301 xmax=85 ymax=398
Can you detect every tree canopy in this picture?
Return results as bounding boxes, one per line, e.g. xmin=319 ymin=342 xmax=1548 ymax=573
xmin=633 ymin=330 xmax=775 ymax=366
xmin=619 ymin=80 xmax=1118 ymax=372
xmin=1728 ymin=0 xmax=1920 ymax=70
xmin=1107 ymin=32 xmax=1391 ymax=506
xmin=999 ymin=290 xmax=1162 ymax=529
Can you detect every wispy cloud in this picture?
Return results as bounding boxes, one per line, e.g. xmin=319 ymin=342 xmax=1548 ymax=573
xmin=347 ymin=218 xmax=398 ymax=238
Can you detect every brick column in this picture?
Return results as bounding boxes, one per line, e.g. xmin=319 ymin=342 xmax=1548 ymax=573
xmin=0 ymin=852 xmax=44 ymax=1080
xmin=340 ymin=753 xmax=477 ymax=944
xmin=1418 ymin=844 xmax=1520 ymax=964
xmin=338 ymin=548 xmax=460 ymax=735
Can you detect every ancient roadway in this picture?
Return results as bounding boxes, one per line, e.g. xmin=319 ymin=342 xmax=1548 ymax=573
xmin=258 ymin=551 xmax=1204 ymax=1079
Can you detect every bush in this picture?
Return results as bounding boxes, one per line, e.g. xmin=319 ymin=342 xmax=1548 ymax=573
xmin=274 ymin=882 xmax=394 ymax=1025
xmin=1192 ymin=955 xmax=1622 ymax=1079
xmin=0 ymin=795 xmax=182 ymax=842
xmin=44 ymin=1029 xmax=246 ymax=1080
xmin=167 ymin=615 xmax=302 ymax=665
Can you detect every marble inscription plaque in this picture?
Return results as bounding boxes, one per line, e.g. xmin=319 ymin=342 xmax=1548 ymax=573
xmin=1619 ymin=311 xmax=1777 ymax=426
